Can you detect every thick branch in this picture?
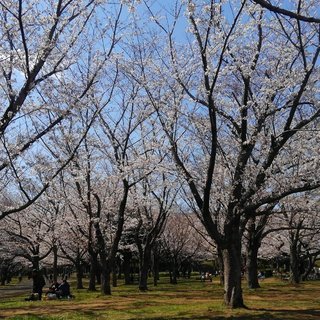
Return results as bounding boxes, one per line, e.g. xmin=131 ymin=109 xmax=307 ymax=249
xmin=253 ymin=0 xmax=320 ymax=23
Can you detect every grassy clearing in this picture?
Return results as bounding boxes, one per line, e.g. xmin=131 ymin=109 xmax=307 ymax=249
xmin=1 ymin=277 xmax=320 ymax=319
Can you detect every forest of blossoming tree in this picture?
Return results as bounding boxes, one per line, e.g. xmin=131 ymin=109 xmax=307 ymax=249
xmin=0 ymin=0 xmax=319 ymax=309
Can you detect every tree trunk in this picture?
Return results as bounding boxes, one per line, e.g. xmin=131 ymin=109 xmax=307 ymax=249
xmin=217 ymin=247 xmax=224 ymax=286
xmin=123 ymin=251 xmax=132 ymax=285
xmin=139 ymin=249 xmax=151 ymax=291
xmin=96 ymin=263 xmax=101 ymax=285
xmin=32 ymin=256 xmax=40 ymax=271
xmin=75 ymin=259 xmax=84 ymax=289
xmin=101 ymin=260 xmax=112 ymax=295
xmin=98 ymin=182 xmax=128 ymax=295
xmin=171 ymin=258 xmax=178 ymax=285
xmin=111 ymin=258 xmax=118 ymax=287
xmin=153 ymin=251 xmax=159 ymax=287
xmin=290 ymin=243 xmax=301 ymax=284
xmin=139 ymin=263 xmax=149 ymax=291
xmin=0 ymin=266 xmax=9 ymax=285
xmin=52 ymin=245 xmax=58 ymax=283
xmin=88 ymin=252 xmax=98 ymax=291
xmin=1 ymin=277 xmax=6 ymax=286
xmin=222 ymin=238 xmax=245 ymax=308
xmin=116 ymin=255 xmax=122 ymax=280
xmin=245 ymin=215 xmax=269 ymax=289
xmin=246 ymin=248 xmax=260 ymax=289
xmin=112 ymin=266 xmax=117 ymax=288
xmin=246 ymin=239 xmax=260 ymax=289
xmin=302 ymin=256 xmax=315 ymax=281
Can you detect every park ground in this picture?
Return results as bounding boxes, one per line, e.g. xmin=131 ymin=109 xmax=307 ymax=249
xmin=1 ymin=276 xmax=320 ymax=319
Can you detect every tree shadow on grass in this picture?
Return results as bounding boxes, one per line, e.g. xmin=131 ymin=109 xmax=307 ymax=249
xmin=142 ymin=308 xmax=320 ymax=320
xmin=248 ymin=308 xmax=320 ymax=320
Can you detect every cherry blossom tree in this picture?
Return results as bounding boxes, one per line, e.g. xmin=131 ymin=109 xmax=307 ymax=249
xmin=132 ymin=172 xmax=179 ymax=291
xmin=276 ymin=194 xmax=320 ymax=284
xmin=58 ymin=218 xmax=88 ymax=289
xmin=1 ymin=0 xmax=319 ymax=309
xmin=160 ymin=213 xmax=212 ymax=285
xmin=126 ymin=0 xmax=320 ymax=307
xmin=0 ymin=0 xmax=122 ymax=220
xmin=0 ymin=207 xmax=54 ymax=291
xmin=51 ymin=66 xmax=162 ymax=295
xmin=92 ymin=77 xmax=161 ymax=295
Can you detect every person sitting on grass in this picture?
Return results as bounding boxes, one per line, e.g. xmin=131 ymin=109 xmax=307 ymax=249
xmin=56 ymin=279 xmax=71 ymax=298
xmin=49 ymin=281 xmax=60 ymax=292
xmin=45 ymin=281 xmax=60 ymax=300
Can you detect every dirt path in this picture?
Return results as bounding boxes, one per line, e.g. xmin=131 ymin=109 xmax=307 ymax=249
xmin=0 ymin=278 xmax=32 ymax=299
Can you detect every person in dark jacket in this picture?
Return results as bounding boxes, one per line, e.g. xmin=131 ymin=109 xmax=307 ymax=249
xmin=57 ymin=279 xmax=70 ymax=298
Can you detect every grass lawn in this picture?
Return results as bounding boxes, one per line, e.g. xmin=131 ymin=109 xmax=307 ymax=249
xmin=1 ymin=276 xmax=320 ymax=319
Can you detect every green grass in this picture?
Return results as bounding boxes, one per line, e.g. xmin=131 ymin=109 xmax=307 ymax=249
xmin=1 ymin=277 xmax=320 ymax=319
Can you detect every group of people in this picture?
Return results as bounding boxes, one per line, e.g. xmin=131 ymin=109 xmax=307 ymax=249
xmin=26 ymin=269 xmax=72 ymax=301
xmin=200 ymin=272 xmax=213 ymax=282
xmin=45 ymin=279 xmax=72 ymax=300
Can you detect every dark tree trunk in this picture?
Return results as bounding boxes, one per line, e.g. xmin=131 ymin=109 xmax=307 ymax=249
xmin=171 ymin=258 xmax=178 ymax=285
xmin=290 ymin=243 xmax=301 ymax=284
xmin=1 ymin=277 xmax=6 ymax=286
xmin=88 ymin=252 xmax=98 ymax=291
xmin=96 ymin=263 xmax=101 ymax=285
xmin=75 ymin=259 xmax=84 ymax=289
xmin=116 ymin=255 xmax=122 ymax=280
xmin=139 ymin=249 xmax=151 ymax=291
xmin=94 ymin=183 xmax=128 ymax=296
xmin=93 ymin=210 xmax=111 ymax=295
xmin=112 ymin=265 xmax=117 ymax=288
xmin=217 ymin=247 xmax=224 ymax=286
xmin=222 ymin=231 xmax=245 ymax=308
xmin=153 ymin=251 xmax=159 ymax=287
xmin=139 ymin=263 xmax=149 ymax=291
xmin=246 ymin=241 xmax=260 ymax=289
xmin=111 ymin=257 xmax=118 ymax=287
xmin=32 ymin=255 xmax=40 ymax=271
xmin=245 ymin=215 xmax=269 ymax=289
xmin=123 ymin=251 xmax=132 ymax=285
xmin=245 ymin=218 xmax=261 ymax=289
xmin=0 ymin=266 xmax=9 ymax=285
xmin=52 ymin=245 xmax=58 ymax=283
xmin=302 ymin=256 xmax=316 ymax=281
xmin=101 ymin=260 xmax=112 ymax=295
